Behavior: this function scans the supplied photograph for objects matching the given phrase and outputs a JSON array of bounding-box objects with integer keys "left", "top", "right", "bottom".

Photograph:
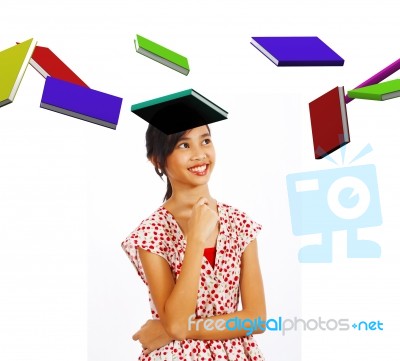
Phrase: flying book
[
  {"left": 345, "top": 58, "right": 400, "bottom": 103},
  {"left": 40, "top": 77, "right": 122, "bottom": 129},
  {"left": 251, "top": 36, "right": 344, "bottom": 66},
  {"left": 134, "top": 34, "right": 190, "bottom": 75},
  {"left": 28, "top": 44, "right": 88, "bottom": 87},
  {"left": 309, "top": 86, "right": 350, "bottom": 159},
  {"left": 131, "top": 89, "right": 228, "bottom": 134},
  {"left": 310, "top": 58, "right": 400, "bottom": 159},
  {"left": 347, "top": 79, "right": 400, "bottom": 101},
  {"left": 0, "top": 38, "right": 36, "bottom": 108}
]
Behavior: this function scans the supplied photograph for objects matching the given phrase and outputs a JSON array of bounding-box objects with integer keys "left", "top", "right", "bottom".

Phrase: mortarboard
[{"left": 131, "top": 89, "right": 228, "bottom": 134}]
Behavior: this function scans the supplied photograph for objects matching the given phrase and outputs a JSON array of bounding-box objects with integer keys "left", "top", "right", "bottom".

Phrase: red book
[
  {"left": 309, "top": 86, "right": 350, "bottom": 159},
  {"left": 29, "top": 45, "right": 88, "bottom": 87}
]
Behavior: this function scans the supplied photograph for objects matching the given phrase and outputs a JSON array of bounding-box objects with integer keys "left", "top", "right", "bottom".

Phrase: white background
[{"left": 1, "top": 0, "right": 399, "bottom": 360}]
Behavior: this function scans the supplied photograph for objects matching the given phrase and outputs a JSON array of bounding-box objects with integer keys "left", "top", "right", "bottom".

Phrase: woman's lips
[{"left": 188, "top": 164, "right": 209, "bottom": 176}]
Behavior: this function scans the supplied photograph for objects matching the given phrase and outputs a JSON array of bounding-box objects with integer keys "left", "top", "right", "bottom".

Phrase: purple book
[
  {"left": 251, "top": 36, "right": 344, "bottom": 66},
  {"left": 345, "top": 58, "right": 400, "bottom": 103},
  {"left": 40, "top": 77, "right": 122, "bottom": 129}
]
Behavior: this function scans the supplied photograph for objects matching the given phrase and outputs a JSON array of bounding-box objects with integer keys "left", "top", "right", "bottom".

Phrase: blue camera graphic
[{"left": 286, "top": 164, "right": 382, "bottom": 263}]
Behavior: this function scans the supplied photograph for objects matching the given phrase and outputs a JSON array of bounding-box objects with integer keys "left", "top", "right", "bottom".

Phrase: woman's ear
[{"left": 149, "top": 156, "right": 164, "bottom": 177}]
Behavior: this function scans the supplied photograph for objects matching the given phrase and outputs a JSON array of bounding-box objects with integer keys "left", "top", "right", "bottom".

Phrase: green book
[
  {"left": 347, "top": 79, "right": 400, "bottom": 101},
  {"left": 134, "top": 34, "right": 190, "bottom": 75},
  {"left": 131, "top": 89, "right": 228, "bottom": 134},
  {"left": 0, "top": 38, "right": 37, "bottom": 107}
]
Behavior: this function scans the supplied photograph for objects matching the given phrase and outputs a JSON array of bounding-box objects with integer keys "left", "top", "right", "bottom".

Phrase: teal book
[
  {"left": 347, "top": 79, "right": 400, "bottom": 101},
  {"left": 134, "top": 34, "right": 190, "bottom": 75},
  {"left": 131, "top": 89, "right": 228, "bottom": 134}
]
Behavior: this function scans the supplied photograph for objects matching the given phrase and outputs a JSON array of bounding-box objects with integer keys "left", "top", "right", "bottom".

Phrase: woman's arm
[
  {"left": 138, "top": 240, "right": 204, "bottom": 340},
  {"left": 138, "top": 198, "right": 219, "bottom": 340},
  {"left": 138, "top": 237, "right": 266, "bottom": 342},
  {"left": 183, "top": 238, "right": 266, "bottom": 339}
]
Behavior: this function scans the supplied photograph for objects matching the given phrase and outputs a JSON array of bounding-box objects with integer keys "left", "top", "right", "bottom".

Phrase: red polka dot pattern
[{"left": 121, "top": 202, "right": 264, "bottom": 360}]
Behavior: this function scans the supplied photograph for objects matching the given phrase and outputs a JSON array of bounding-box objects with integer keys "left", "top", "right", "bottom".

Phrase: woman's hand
[
  {"left": 132, "top": 319, "right": 174, "bottom": 355},
  {"left": 186, "top": 197, "right": 219, "bottom": 245}
]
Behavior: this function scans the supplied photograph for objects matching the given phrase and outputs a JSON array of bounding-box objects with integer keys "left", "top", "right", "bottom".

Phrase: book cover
[
  {"left": 251, "top": 36, "right": 344, "bottom": 66},
  {"left": 40, "top": 77, "right": 122, "bottom": 129},
  {"left": 0, "top": 38, "right": 37, "bottom": 108},
  {"left": 135, "top": 34, "right": 190, "bottom": 75},
  {"left": 131, "top": 89, "right": 228, "bottom": 134},
  {"left": 309, "top": 86, "right": 350, "bottom": 159},
  {"left": 347, "top": 79, "right": 400, "bottom": 101},
  {"left": 28, "top": 45, "right": 88, "bottom": 87},
  {"left": 345, "top": 58, "right": 400, "bottom": 103}
]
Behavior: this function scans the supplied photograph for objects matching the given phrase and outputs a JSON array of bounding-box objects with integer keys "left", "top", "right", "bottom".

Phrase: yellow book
[{"left": 0, "top": 38, "right": 37, "bottom": 107}]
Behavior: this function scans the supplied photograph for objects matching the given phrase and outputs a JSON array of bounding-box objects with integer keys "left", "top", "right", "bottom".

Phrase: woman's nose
[{"left": 191, "top": 153, "right": 206, "bottom": 161}]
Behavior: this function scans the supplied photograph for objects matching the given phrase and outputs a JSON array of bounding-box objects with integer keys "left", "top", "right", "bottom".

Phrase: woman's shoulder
[
  {"left": 121, "top": 206, "right": 172, "bottom": 283},
  {"left": 218, "top": 201, "right": 250, "bottom": 218},
  {"left": 137, "top": 205, "right": 166, "bottom": 225},
  {"left": 131, "top": 206, "right": 173, "bottom": 233},
  {"left": 218, "top": 202, "right": 262, "bottom": 253},
  {"left": 218, "top": 201, "right": 262, "bottom": 230},
  {"left": 122, "top": 206, "right": 174, "bottom": 246}
]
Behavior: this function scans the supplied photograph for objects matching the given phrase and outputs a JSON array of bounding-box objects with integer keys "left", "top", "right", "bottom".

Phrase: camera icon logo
[{"left": 286, "top": 160, "right": 382, "bottom": 263}]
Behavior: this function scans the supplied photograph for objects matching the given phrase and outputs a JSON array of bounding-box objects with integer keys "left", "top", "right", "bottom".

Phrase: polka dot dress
[{"left": 122, "top": 202, "right": 265, "bottom": 360}]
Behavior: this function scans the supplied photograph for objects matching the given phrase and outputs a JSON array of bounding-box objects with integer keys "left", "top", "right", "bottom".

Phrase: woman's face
[{"left": 164, "top": 125, "right": 215, "bottom": 189}]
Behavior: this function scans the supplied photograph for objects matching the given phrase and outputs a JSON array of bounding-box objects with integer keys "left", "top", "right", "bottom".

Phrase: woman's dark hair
[{"left": 146, "top": 123, "right": 211, "bottom": 202}]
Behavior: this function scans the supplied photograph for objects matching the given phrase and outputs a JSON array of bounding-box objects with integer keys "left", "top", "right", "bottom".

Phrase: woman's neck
[{"left": 163, "top": 186, "right": 216, "bottom": 215}]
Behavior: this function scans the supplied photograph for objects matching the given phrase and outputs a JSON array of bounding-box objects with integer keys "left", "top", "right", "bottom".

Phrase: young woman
[{"left": 122, "top": 123, "right": 266, "bottom": 360}]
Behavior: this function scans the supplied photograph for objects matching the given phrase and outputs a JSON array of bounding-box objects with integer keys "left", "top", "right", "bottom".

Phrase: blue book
[
  {"left": 40, "top": 77, "right": 122, "bottom": 129},
  {"left": 251, "top": 36, "right": 344, "bottom": 66}
]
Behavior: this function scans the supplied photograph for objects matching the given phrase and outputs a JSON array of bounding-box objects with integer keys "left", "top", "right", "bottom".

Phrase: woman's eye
[
  {"left": 202, "top": 138, "right": 212, "bottom": 145},
  {"left": 178, "top": 143, "right": 189, "bottom": 149}
]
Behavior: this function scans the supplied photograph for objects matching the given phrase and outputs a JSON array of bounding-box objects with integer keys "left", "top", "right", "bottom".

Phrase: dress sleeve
[
  {"left": 232, "top": 208, "right": 262, "bottom": 255},
  {"left": 121, "top": 218, "right": 169, "bottom": 285}
]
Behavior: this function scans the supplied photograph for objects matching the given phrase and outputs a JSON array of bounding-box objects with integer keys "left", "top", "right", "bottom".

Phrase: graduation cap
[{"left": 131, "top": 89, "right": 228, "bottom": 134}]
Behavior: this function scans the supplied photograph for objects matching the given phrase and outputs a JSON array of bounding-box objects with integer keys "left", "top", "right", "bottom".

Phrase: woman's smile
[{"left": 188, "top": 163, "right": 209, "bottom": 176}]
